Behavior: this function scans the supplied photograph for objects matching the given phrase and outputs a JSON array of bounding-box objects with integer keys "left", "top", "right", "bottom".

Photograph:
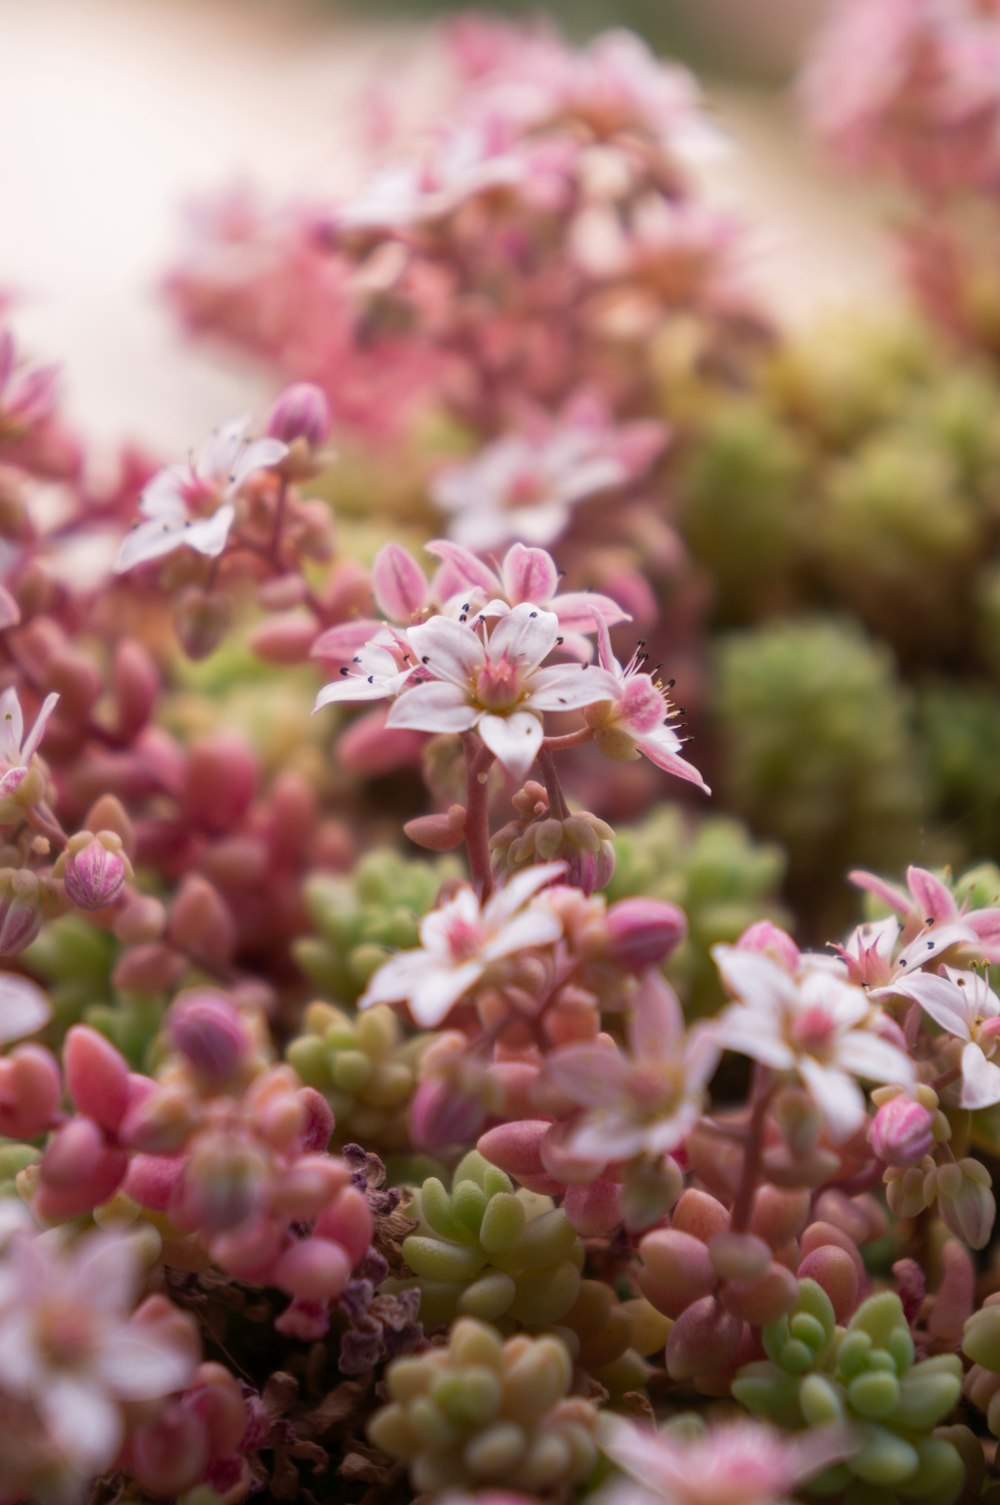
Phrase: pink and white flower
[
  {"left": 546, "top": 971, "right": 719, "bottom": 1164},
  {"left": 851, "top": 862, "right": 1000, "bottom": 962},
  {"left": 114, "top": 415, "right": 288, "bottom": 573},
  {"left": 359, "top": 862, "right": 565, "bottom": 1027},
  {"left": 431, "top": 429, "right": 630, "bottom": 551},
  {"left": 713, "top": 944, "right": 914, "bottom": 1141},
  {"left": 388, "top": 603, "right": 619, "bottom": 780},
  {"left": 0, "top": 1224, "right": 199, "bottom": 1476},
  {"left": 875, "top": 966, "right": 1000, "bottom": 1109},
  {"left": 598, "top": 1414, "right": 854, "bottom": 1505},
  {"left": 584, "top": 614, "right": 709, "bottom": 792}
]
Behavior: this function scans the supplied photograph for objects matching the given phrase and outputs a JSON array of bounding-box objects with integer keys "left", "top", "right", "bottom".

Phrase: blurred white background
[{"left": 0, "top": 0, "right": 895, "bottom": 455}]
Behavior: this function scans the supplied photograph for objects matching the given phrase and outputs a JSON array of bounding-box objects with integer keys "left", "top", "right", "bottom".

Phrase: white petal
[
  {"left": 959, "top": 1043, "right": 1000, "bottom": 1110},
  {"left": 636, "top": 727, "right": 710, "bottom": 791},
  {"left": 314, "top": 675, "right": 394, "bottom": 709},
  {"left": 20, "top": 692, "right": 59, "bottom": 765},
  {"left": 40, "top": 1375, "right": 122, "bottom": 1473},
  {"left": 885, "top": 972, "right": 972, "bottom": 1041},
  {"left": 94, "top": 1325, "right": 195, "bottom": 1399},
  {"left": 484, "top": 862, "right": 566, "bottom": 925},
  {"left": 528, "top": 663, "right": 620, "bottom": 711},
  {"left": 68, "top": 1231, "right": 141, "bottom": 1314},
  {"left": 386, "top": 680, "right": 479, "bottom": 733},
  {"left": 229, "top": 436, "right": 288, "bottom": 491},
  {"left": 798, "top": 1058, "right": 866, "bottom": 1143},
  {"left": 717, "top": 1005, "right": 796, "bottom": 1069},
  {"left": 713, "top": 945, "right": 798, "bottom": 1018},
  {"left": 0, "top": 687, "right": 24, "bottom": 765},
  {"left": 406, "top": 615, "right": 484, "bottom": 686},
  {"left": 138, "top": 465, "right": 190, "bottom": 518},
  {"left": 488, "top": 603, "right": 560, "bottom": 668},
  {"left": 113, "top": 517, "right": 187, "bottom": 573},
  {"left": 409, "top": 960, "right": 485, "bottom": 1027},
  {"left": 197, "top": 414, "right": 251, "bottom": 481},
  {"left": 181, "top": 504, "right": 236, "bottom": 559},
  {"left": 481, "top": 906, "right": 562, "bottom": 961},
  {"left": 478, "top": 710, "right": 543, "bottom": 781},
  {"left": 834, "top": 1031, "right": 914, "bottom": 1086}
]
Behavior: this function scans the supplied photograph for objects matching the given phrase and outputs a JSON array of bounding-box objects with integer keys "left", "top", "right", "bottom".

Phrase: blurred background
[{"left": 0, "top": 0, "right": 892, "bottom": 453}]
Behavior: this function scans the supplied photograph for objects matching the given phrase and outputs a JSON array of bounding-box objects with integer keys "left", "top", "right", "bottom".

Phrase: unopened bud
[
  {"left": 266, "top": 383, "right": 332, "bottom": 449},
  {"left": 737, "top": 921, "right": 800, "bottom": 972},
  {"left": 938, "top": 1158, "right": 996, "bottom": 1250},
  {"left": 404, "top": 804, "right": 467, "bottom": 852},
  {"left": 168, "top": 990, "right": 252, "bottom": 1084},
  {"left": 869, "top": 1094, "right": 935, "bottom": 1167},
  {"left": 607, "top": 897, "right": 687, "bottom": 971},
  {"left": 410, "top": 1073, "right": 487, "bottom": 1153},
  {"left": 59, "top": 830, "right": 132, "bottom": 910},
  {"left": 0, "top": 868, "right": 43, "bottom": 955},
  {"left": 175, "top": 587, "right": 230, "bottom": 661}
]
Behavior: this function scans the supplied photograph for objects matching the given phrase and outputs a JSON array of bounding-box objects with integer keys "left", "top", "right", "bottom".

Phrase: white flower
[
  {"left": 114, "top": 415, "right": 287, "bottom": 573},
  {"left": 313, "top": 636, "right": 418, "bottom": 711},
  {"left": 389, "top": 602, "right": 620, "bottom": 780},
  {"left": 0, "top": 686, "right": 59, "bottom": 786},
  {"left": 431, "top": 429, "right": 628, "bottom": 551},
  {"left": 879, "top": 966, "right": 1000, "bottom": 1110},
  {"left": 713, "top": 944, "right": 914, "bottom": 1142},
  {"left": 359, "top": 862, "right": 565, "bottom": 1027},
  {"left": 0, "top": 1226, "right": 198, "bottom": 1476}
]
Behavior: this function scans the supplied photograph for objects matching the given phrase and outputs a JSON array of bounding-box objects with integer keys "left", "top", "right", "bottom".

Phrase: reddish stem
[
  {"left": 463, "top": 734, "right": 495, "bottom": 900},
  {"left": 729, "top": 1065, "right": 773, "bottom": 1232}
]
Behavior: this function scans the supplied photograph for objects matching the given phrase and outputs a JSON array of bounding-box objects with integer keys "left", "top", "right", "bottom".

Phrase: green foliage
[
  {"left": 384, "top": 1151, "right": 584, "bottom": 1332},
  {"left": 735, "top": 1285, "right": 965, "bottom": 1505}
]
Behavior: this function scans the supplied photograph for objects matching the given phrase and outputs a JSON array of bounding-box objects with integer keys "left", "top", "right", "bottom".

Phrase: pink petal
[
  {"left": 906, "top": 865, "right": 957, "bottom": 923},
  {"left": 547, "top": 1042, "right": 632, "bottom": 1107},
  {"left": 485, "top": 862, "right": 565, "bottom": 924},
  {"left": 551, "top": 590, "right": 630, "bottom": 634},
  {"left": 229, "top": 436, "right": 288, "bottom": 490},
  {"left": 884, "top": 972, "right": 972, "bottom": 1040},
  {"left": 501, "top": 543, "right": 559, "bottom": 604},
  {"left": 41, "top": 1375, "right": 122, "bottom": 1473},
  {"left": 478, "top": 710, "right": 543, "bottom": 780},
  {"left": 834, "top": 1032, "right": 914, "bottom": 1086},
  {"left": 94, "top": 1325, "right": 196, "bottom": 1399},
  {"left": 636, "top": 728, "right": 710, "bottom": 792},
  {"left": 848, "top": 869, "right": 909, "bottom": 916},
  {"left": 371, "top": 542, "right": 429, "bottom": 621},
  {"left": 0, "top": 687, "right": 24, "bottom": 764},
  {"left": 20, "top": 692, "right": 59, "bottom": 765},
  {"left": 425, "top": 539, "right": 497, "bottom": 593},
  {"left": 628, "top": 970, "right": 682, "bottom": 1058},
  {"left": 480, "top": 906, "right": 562, "bottom": 961},
  {"left": 385, "top": 680, "right": 479, "bottom": 732}
]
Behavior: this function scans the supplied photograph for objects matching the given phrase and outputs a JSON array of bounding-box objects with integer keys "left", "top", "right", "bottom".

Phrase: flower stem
[
  {"left": 729, "top": 1065, "right": 773, "bottom": 1232},
  {"left": 538, "top": 746, "right": 569, "bottom": 822},
  {"left": 463, "top": 734, "right": 494, "bottom": 900}
]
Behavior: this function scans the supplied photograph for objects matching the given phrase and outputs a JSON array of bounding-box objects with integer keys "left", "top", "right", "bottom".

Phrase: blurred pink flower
[
  {"left": 0, "top": 1225, "right": 199, "bottom": 1477},
  {"left": 876, "top": 965, "right": 1000, "bottom": 1109},
  {"left": 114, "top": 415, "right": 287, "bottom": 573}
]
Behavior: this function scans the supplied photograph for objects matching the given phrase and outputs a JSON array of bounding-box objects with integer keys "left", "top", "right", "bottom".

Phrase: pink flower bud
[
  {"left": 737, "top": 920, "right": 800, "bottom": 972},
  {"left": 168, "top": 990, "right": 252, "bottom": 1083},
  {"left": 0, "top": 868, "right": 43, "bottom": 955},
  {"left": 266, "top": 383, "right": 331, "bottom": 448},
  {"left": 64, "top": 1026, "right": 130, "bottom": 1132},
  {"left": 606, "top": 897, "right": 687, "bottom": 970},
  {"left": 870, "top": 1095, "right": 935, "bottom": 1167},
  {"left": 62, "top": 831, "right": 131, "bottom": 910}
]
